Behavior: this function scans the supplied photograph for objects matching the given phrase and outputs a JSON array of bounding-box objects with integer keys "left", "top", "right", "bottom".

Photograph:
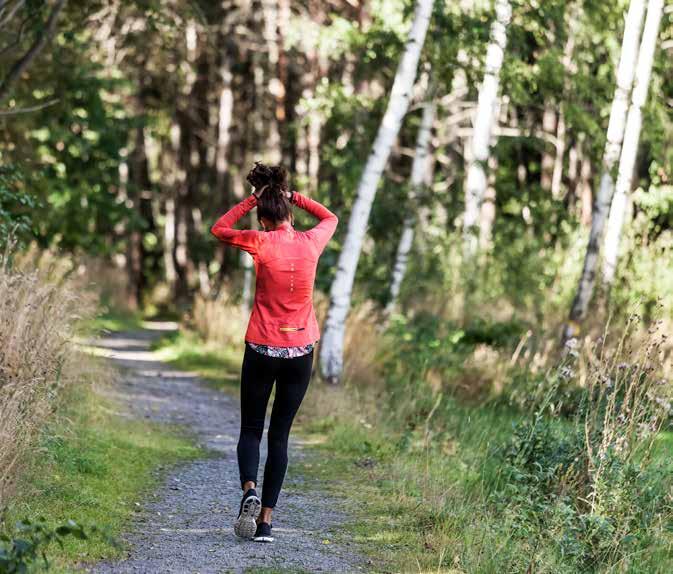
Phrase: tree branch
[
  {"left": 0, "top": 97, "right": 58, "bottom": 116},
  {"left": 0, "top": 0, "right": 67, "bottom": 103}
]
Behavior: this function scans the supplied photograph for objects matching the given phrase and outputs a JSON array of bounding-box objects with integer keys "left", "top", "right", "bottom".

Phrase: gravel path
[{"left": 89, "top": 323, "right": 363, "bottom": 574}]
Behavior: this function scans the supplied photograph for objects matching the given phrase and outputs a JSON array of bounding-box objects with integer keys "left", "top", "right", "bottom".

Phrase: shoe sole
[
  {"left": 253, "top": 535, "right": 274, "bottom": 543},
  {"left": 233, "top": 495, "right": 261, "bottom": 539}
]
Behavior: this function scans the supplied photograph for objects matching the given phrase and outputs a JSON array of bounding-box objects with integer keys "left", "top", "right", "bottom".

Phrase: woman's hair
[{"left": 246, "top": 162, "right": 292, "bottom": 226}]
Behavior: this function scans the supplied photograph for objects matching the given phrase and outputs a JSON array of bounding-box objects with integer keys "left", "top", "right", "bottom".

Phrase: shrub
[
  {"left": 0, "top": 251, "right": 93, "bottom": 507},
  {"left": 0, "top": 518, "right": 91, "bottom": 573},
  {"left": 495, "top": 318, "right": 673, "bottom": 571}
]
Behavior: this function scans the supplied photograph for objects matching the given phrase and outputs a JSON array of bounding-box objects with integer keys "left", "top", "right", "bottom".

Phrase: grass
[
  {"left": 293, "top": 404, "right": 518, "bottom": 573},
  {"left": 153, "top": 330, "right": 242, "bottom": 391},
  {"left": 153, "top": 327, "right": 673, "bottom": 573},
  {"left": 82, "top": 306, "right": 145, "bottom": 335},
  {"left": 152, "top": 330, "right": 524, "bottom": 571},
  {"left": 2, "top": 376, "right": 203, "bottom": 572}
]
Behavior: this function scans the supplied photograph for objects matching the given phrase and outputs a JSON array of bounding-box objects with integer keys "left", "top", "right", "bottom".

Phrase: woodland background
[{"left": 1, "top": 0, "right": 673, "bottom": 572}]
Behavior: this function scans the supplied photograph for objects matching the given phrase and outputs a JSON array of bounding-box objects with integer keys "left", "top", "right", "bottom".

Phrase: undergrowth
[
  {"left": 1, "top": 374, "right": 202, "bottom": 572},
  {"left": 161, "top": 293, "right": 673, "bottom": 573}
]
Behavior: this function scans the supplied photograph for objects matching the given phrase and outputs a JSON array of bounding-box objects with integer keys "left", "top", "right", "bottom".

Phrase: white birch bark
[
  {"left": 602, "top": 0, "right": 663, "bottom": 285},
  {"left": 261, "top": 0, "right": 283, "bottom": 164},
  {"left": 319, "top": 0, "right": 433, "bottom": 383},
  {"left": 463, "top": 0, "right": 511, "bottom": 257},
  {"left": 564, "top": 0, "right": 647, "bottom": 339},
  {"left": 241, "top": 248, "right": 254, "bottom": 317},
  {"left": 215, "top": 60, "right": 233, "bottom": 191},
  {"left": 384, "top": 99, "right": 436, "bottom": 317}
]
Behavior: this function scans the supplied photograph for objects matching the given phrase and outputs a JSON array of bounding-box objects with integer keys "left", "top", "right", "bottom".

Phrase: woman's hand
[{"left": 253, "top": 185, "right": 268, "bottom": 198}]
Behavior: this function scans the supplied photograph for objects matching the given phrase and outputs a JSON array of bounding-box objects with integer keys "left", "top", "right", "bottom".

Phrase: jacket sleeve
[
  {"left": 293, "top": 192, "right": 339, "bottom": 252},
  {"left": 210, "top": 195, "right": 263, "bottom": 255}
]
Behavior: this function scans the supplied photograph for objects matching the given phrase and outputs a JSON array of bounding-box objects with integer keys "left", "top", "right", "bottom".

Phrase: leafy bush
[
  {"left": 494, "top": 320, "right": 673, "bottom": 571},
  {"left": 0, "top": 167, "right": 37, "bottom": 248},
  {"left": 0, "top": 518, "right": 103, "bottom": 573},
  {"left": 382, "top": 312, "right": 528, "bottom": 406}
]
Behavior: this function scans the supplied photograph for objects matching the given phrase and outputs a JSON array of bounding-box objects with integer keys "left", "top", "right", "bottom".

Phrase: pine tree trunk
[
  {"left": 563, "top": 0, "right": 647, "bottom": 340},
  {"left": 462, "top": 0, "right": 511, "bottom": 257},
  {"left": 127, "top": 119, "right": 155, "bottom": 307},
  {"left": 385, "top": 98, "right": 435, "bottom": 318},
  {"left": 602, "top": 0, "right": 663, "bottom": 286},
  {"left": 540, "top": 105, "right": 556, "bottom": 192},
  {"left": 319, "top": 0, "right": 433, "bottom": 383}
]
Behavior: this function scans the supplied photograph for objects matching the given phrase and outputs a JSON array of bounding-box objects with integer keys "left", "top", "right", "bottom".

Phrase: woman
[{"left": 210, "top": 162, "right": 338, "bottom": 543}]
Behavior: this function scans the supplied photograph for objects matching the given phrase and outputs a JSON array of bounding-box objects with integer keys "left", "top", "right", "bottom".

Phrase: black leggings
[{"left": 237, "top": 344, "right": 313, "bottom": 508}]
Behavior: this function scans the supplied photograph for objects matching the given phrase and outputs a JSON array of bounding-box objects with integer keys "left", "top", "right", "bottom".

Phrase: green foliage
[
  {"left": 0, "top": 167, "right": 37, "bottom": 247},
  {"left": 0, "top": 518, "right": 97, "bottom": 574},
  {"left": 497, "top": 412, "right": 671, "bottom": 571},
  {"left": 4, "top": 383, "right": 202, "bottom": 569}
]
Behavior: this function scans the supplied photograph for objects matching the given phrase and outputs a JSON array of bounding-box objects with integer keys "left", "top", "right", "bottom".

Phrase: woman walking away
[{"left": 210, "top": 162, "right": 338, "bottom": 543}]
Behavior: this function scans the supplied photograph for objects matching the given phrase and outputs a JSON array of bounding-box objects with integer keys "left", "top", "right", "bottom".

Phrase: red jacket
[{"left": 211, "top": 192, "right": 338, "bottom": 347}]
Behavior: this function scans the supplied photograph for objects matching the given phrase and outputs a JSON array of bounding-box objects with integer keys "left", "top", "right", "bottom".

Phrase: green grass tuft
[
  {"left": 2, "top": 382, "right": 203, "bottom": 572},
  {"left": 153, "top": 331, "right": 242, "bottom": 391}
]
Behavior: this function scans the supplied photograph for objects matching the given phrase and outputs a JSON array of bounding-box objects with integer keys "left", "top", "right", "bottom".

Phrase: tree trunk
[
  {"left": 579, "top": 145, "right": 593, "bottom": 226},
  {"left": 462, "top": 0, "right": 512, "bottom": 257},
  {"left": 126, "top": 117, "right": 155, "bottom": 307},
  {"left": 602, "top": 0, "right": 663, "bottom": 286},
  {"left": 479, "top": 155, "right": 498, "bottom": 249},
  {"left": 261, "top": 0, "right": 283, "bottom": 164},
  {"left": 213, "top": 50, "right": 234, "bottom": 290},
  {"left": 540, "top": 105, "right": 556, "bottom": 192},
  {"left": 319, "top": 0, "right": 433, "bottom": 383},
  {"left": 384, "top": 98, "right": 435, "bottom": 318},
  {"left": 551, "top": 9, "right": 578, "bottom": 200},
  {"left": 563, "top": 0, "right": 647, "bottom": 340}
]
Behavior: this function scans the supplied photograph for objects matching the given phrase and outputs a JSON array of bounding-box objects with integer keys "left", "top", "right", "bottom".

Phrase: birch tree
[
  {"left": 462, "top": 0, "right": 511, "bottom": 257},
  {"left": 319, "top": 0, "right": 434, "bottom": 383},
  {"left": 563, "top": 0, "right": 647, "bottom": 340},
  {"left": 602, "top": 0, "right": 664, "bottom": 286},
  {"left": 384, "top": 98, "right": 436, "bottom": 318}
]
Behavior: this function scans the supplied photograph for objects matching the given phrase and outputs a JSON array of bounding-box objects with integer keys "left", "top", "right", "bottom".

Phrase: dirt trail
[{"left": 89, "top": 324, "right": 362, "bottom": 574}]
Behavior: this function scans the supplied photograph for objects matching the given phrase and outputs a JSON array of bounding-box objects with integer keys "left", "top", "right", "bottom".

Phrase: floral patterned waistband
[{"left": 247, "top": 342, "right": 315, "bottom": 359}]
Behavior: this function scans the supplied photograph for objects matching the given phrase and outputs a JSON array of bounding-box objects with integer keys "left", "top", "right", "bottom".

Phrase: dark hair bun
[
  {"left": 247, "top": 162, "right": 292, "bottom": 225},
  {"left": 246, "top": 162, "right": 288, "bottom": 194}
]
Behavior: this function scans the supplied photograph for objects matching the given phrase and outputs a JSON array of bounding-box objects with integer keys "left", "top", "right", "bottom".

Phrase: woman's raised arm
[
  {"left": 210, "top": 195, "right": 263, "bottom": 255},
  {"left": 292, "top": 192, "right": 338, "bottom": 252}
]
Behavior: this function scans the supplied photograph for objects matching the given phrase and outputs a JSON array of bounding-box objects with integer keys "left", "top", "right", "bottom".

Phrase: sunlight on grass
[
  {"left": 153, "top": 331, "right": 242, "bottom": 391},
  {"left": 3, "top": 383, "right": 202, "bottom": 571}
]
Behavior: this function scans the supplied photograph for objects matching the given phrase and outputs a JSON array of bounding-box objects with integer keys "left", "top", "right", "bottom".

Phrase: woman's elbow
[{"left": 210, "top": 224, "right": 222, "bottom": 240}]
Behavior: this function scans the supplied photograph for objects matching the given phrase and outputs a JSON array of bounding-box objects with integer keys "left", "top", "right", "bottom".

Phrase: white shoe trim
[{"left": 233, "top": 494, "right": 261, "bottom": 539}]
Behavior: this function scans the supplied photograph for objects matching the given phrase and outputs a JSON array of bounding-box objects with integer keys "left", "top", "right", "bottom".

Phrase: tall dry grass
[
  {"left": 0, "top": 249, "right": 94, "bottom": 507},
  {"left": 191, "top": 288, "right": 249, "bottom": 347}
]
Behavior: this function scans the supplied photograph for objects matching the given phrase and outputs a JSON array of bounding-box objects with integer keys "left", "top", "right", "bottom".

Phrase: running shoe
[
  {"left": 253, "top": 521, "right": 274, "bottom": 543},
  {"left": 233, "top": 488, "right": 261, "bottom": 539}
]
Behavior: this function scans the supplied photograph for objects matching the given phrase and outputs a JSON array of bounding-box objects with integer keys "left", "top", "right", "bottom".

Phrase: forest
[{"left": 1, "top": 0, "right": 673, "bottom": 572}]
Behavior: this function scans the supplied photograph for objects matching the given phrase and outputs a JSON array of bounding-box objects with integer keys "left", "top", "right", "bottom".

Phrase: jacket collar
[{"left": 274, "top": 221, "right": 292, "bottom": 231}]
